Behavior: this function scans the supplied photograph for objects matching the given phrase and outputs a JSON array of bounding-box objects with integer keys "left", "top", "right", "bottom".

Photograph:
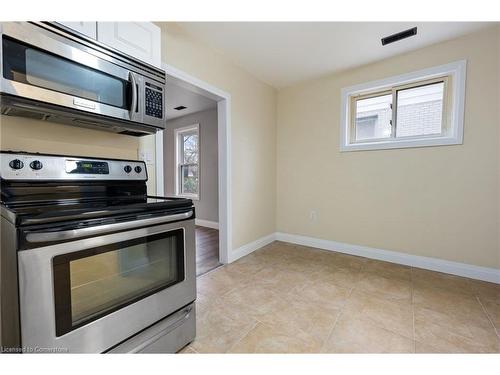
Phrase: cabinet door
[
  {"left": 97, "top": 22, "right": 161, "bottom": 68},
  {"left": 57, "top": 22, "right": 97, "bottom": 39}
]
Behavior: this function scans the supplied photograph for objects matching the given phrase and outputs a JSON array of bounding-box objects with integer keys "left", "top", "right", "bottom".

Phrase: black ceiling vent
[
  {"left": 174, "top": 105, "right": 187, "bottom": 110},
  {"left": 381, "top": 27, "right": 417, "bottom": 46}
]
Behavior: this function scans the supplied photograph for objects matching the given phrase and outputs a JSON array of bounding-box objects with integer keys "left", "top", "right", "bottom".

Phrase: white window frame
[
  {"left": 174, "top": 124, "right": 200, "bottom": 200},
  {"left": 340, "top": 60, "right": 467, "bottom": 152}
]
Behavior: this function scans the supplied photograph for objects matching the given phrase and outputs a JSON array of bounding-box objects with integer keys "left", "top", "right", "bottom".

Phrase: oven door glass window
[
  {"left": 2, "top": 36, "right": 129, "bottom": 109},
  {"left": 52, "top": 229, "right": 185, "bottom": 336}
]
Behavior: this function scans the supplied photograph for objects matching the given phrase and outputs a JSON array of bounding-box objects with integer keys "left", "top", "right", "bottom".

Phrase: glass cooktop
[{"left": 2, "top": 195, "right": 193, "bottom": 226}]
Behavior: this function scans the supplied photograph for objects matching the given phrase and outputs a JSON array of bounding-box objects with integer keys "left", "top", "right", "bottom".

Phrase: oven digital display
[{"left": 65, "top": 160, "right": 109, "bottom": 174}]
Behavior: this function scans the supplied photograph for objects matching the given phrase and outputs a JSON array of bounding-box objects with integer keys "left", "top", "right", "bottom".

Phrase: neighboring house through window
[{"left": 175, "top": 124, "right": 200, "bottom": 199}]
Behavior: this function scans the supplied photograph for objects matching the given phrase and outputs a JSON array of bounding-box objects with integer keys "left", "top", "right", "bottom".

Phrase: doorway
[{"left": 154, "top": 64, "right": 231, "bottom": 275}]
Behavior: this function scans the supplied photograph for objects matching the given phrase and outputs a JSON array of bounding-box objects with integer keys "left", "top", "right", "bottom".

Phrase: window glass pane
[
  {"left": 396, "top": 82, "right": 444, "bottom": 137},
  {"left": 68, "top": 232, "right": 183, "bottom": 327},
  {"left": 182, "top": 133, "right": 199, "bottom": 164},
  {"left": 355, "top": 94, "right": 392, "bottom": 141},
  {"left": 181, "top": 164, "right": 199, "bottom": 195}
]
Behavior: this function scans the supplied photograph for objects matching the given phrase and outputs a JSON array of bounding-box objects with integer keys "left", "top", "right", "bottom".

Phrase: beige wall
[
  {"left": 160, "top": 23, "right": 277, "bottom": 250},
  {"left": 0, "top": 114, "right": 157, "bottom": 196},
  {"left": 277, "top": 26, "right": 500, "bottom": 269},
  {"left": 138, "top": 134, "right": 157, "bottom": 196},
  {"left": 0, "top": 117, "right": 139, "bottom": 160},
  {"left": 497, "top": 26, "right": 500, "bottom": 263}
]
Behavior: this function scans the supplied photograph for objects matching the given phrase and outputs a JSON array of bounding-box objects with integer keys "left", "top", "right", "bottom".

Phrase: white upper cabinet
[
  {"left": 57, "top": 22, "right": 97, "bottom": 39},
  {"left": 54, "top": 22, "right": 162, "bottom": 68},
  {"left": 97, "top": 22, "right": 161, "bottom": 68}
]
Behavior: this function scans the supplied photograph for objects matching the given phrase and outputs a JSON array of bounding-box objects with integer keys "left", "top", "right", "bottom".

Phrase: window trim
[
  {"left": 174, "top": 124, "right": 200, "bottom": 200},
  {"left": 340, "top": 60, "right": 466, "bottom": 152}
]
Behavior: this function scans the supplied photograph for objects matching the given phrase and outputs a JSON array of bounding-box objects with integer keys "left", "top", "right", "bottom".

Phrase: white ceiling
[
  {"left": 166, "top": 77, "right": 217, "bottom": 120},
  {"left": 174, "top": 22, "right": 493, "bottom": 88}
]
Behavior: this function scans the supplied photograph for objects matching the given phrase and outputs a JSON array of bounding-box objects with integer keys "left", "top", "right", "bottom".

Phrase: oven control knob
[
  {"left": 124, "top": 165, "right": 132, "bottom": 173},
  {"left": 134, "top": 166, "right": 142, "bottom": 173},
  {"left": 9, "top": 159, "right": 24, "bottom": 170},
  {"left": 29, "top": 160, "right": 43, "bottom": 170}
]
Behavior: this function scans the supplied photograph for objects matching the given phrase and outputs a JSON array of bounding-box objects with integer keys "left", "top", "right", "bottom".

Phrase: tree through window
[{"left": 176, "top": 125, "right": 199, "bottom": 197}]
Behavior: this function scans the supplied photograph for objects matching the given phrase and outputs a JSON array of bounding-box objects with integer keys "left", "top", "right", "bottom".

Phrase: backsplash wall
[{"left": 0, "top": 116, "right": 139, "bottom": 160}]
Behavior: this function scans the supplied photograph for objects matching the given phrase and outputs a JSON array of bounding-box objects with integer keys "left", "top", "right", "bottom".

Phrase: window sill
[{"left": 340, "top": 135, "right": 463, "bottom": 152}]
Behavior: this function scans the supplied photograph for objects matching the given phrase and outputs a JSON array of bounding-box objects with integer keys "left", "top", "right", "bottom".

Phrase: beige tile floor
[{"left": 179, "top": 241, "right": 500, "bottom": 353}]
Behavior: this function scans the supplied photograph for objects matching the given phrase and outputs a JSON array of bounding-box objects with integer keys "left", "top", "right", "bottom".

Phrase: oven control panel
[
  {"left": 65, "top": 160, "right": 110, "bottom": 175},
  {"left": 0, "top": 152, "right": 148, "bottom": 181}
]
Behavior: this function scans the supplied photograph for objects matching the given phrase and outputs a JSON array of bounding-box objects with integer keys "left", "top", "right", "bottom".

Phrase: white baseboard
[
  {"left": 224, "top": 230, "right": 499, "bottom": 283},
  {"left": 195, "top": 219, "right": 219, "bottom": 230},
  {"left": 228, "top": 233, "right": 277, "bottom": 263},
  {"left": 275, "top": 232, "right": 500, "bottom": 284}
]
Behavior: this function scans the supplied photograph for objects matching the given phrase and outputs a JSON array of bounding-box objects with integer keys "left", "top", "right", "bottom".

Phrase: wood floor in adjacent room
[
  {"left": 181, "top": 241, "right": 500, "bottom": 353},
  {"left": 195, "top": 226, "right": 221, "bottom": 276}
]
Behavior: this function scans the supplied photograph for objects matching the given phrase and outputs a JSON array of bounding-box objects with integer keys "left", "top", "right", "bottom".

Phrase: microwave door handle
[
  {"left": 25, "top": 211, "right": 193, "bottom": 243},
  {"left": 129, "top": 72, "right": 138, "bottom": 117}
]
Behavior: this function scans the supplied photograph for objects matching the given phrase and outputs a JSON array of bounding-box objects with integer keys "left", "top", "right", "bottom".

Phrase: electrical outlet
[{"left": 309, "top": 210, "right": 318, "bottom": 222}]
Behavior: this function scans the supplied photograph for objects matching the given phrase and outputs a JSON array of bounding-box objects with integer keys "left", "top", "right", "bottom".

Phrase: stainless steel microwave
[{"left": 0, "top": 22, "right": 166, "bottom": 136}]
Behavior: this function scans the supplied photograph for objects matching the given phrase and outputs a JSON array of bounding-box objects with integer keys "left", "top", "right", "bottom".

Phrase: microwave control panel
[{"left": 145, "top": 83, "right": 163, "bottom": 119}]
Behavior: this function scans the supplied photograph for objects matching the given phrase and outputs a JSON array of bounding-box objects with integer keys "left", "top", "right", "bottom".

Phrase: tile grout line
[
  {"left": 196, "top": 263, "right": 223, "bottom": 278},
  {"left": 475, "top": 295, "right": 500, "bottom": 339},
  {"left": 225, "top": 320, "right": 261, "bottom": 353},
  {"left": 320, "top": 305, "right": 344, "bottom": 353},
  {"left": 320, "top": 283, "right": 356, "bottom": 353},
  {"left": 196, "top": 264, "right": 224, "bottom": 279}
]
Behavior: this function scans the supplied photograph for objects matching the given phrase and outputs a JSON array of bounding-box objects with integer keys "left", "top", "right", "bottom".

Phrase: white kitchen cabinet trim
[
  {"left": 57, "top": 22, "right": 97, "bottom": 39},
  {"left": 97, "top": 22, "right": 161, "bottom": 68}
]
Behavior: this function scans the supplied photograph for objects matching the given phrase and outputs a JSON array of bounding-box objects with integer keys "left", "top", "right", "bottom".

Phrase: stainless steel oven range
[{"left": 0, "top": 151, "right": 196, "bottom": 353}]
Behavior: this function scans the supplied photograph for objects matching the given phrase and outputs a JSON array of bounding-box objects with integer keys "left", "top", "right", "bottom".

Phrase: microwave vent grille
[
  {"left": 1, "top": 94, "right": 157, "bottom": 137},
  {"left": 2, "top": 106, "right": 47, "bottom": 120}
]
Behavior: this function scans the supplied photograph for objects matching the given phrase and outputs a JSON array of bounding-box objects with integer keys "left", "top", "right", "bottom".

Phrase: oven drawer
[
  {"left": 107, "top": 303, "right": 195, "bottom": 353},
  {"left": 18, "top": 217, "right": 196, "bottom": 353}
]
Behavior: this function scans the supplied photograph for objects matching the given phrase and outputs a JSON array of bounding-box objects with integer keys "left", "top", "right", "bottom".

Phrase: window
[
  {"left": 340, "top": 60, "right": 466, "bottom": 151},
  {"left": 175, "top": 124, "right": 200, "bottom": 199}
]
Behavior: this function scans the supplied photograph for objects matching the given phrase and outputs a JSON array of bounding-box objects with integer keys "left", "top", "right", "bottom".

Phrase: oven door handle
[{"left": 25, "top": 211, "right": 193, "bottom": 243}]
